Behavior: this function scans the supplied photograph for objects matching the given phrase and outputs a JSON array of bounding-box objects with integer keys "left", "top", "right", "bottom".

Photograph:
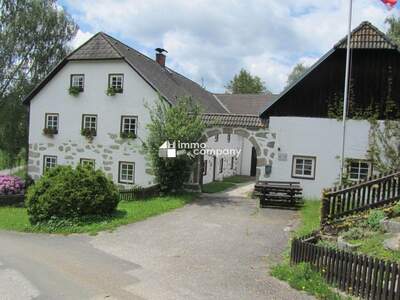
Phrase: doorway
[{"left": 250, "top": 147, "right": 257, "bottom": 177}]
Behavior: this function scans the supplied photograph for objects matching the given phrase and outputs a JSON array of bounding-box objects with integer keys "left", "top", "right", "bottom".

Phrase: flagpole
[{"left": 339, "top": 0, "right": 353, "bottom": 183}]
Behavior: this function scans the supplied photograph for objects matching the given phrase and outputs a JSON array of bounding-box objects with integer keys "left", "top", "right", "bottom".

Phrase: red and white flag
[{"left": 381, "top": 0, "right": 397, "bottom": 9}]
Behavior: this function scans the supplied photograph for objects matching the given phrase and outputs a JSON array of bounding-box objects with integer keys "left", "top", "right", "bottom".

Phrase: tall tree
[
  {"left": 145, "top": 97, "right": 205, "bottom": 192},
  {"left": 386, "top": 16, "right": 400, "bottom": 47},
  {"left": 0, "top": 0, "right": 78, "bottom": 167},
  {"left": 286, "top": 63, "right": 309, "bottom": 88},
  {"left": 226, "top": 69, "right": 267, "bottom": 94}
]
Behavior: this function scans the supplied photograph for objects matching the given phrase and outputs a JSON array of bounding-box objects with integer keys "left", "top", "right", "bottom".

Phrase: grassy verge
[
  {"left": 271, "top": 200, "right": 349, "bottom": 300},
  {"left": 271, "top": 263, "right": 348, "bottom": 300},
  {"left": 294, "top": 200, "right": 321, "bottom": 237},
  {"left": 202, "top": 175, "right": 253, "bottom": 193},
  {"left": 0, "top": 193, "right": 195, "bottom": 235}
]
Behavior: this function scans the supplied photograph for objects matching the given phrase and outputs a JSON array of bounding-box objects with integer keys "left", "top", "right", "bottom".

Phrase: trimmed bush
[
  {"left": 0, "top": 175, "right": 24, "bottom": 195},
  {"left": 25, "top": 165, "right": 119, "bottom": 224}
]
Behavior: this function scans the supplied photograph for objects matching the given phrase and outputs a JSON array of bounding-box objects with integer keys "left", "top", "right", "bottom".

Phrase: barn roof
[{"left": 259, "top": 21, "right": 399, "bottom": 117}]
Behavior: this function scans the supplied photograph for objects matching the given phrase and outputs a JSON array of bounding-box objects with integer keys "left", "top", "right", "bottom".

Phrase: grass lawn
[
  {"left": 0, "top": 193, "right": 195, "bottom": 235},
  {"left": 202, "top": 175, "right": 254, "bottom": 193},
  {"left": 349, "top": 233, "right": 400, "bottom": 262}
]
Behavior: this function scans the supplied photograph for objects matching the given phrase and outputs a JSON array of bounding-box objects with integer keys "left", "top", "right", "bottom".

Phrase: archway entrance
[{"left": 190, "top": 114, "right": 277, "bottom": 189}]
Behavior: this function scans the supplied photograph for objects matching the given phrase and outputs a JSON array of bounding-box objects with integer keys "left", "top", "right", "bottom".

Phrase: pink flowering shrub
[{"left": 0, "top": 175, "right": 25, "bottom": 195}]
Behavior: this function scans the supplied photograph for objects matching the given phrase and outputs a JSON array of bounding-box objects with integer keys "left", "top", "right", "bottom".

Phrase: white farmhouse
[{"left": 24, "top": 32, "right": 260, "bottom": 188}]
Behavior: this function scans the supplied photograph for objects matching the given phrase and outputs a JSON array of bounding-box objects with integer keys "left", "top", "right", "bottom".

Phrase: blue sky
[{"left": 58, "top": 0, "right": 398, "bottom": 93}]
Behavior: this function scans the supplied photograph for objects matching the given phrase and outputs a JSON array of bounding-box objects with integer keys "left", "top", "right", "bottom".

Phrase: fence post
[{"left": 321, "top": 189, "right": 330, "bottom": 226}]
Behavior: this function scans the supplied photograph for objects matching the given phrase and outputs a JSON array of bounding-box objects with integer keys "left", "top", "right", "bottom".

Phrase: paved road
[{"left": 0, "top": 184, "right": 314, "bottom": 300}]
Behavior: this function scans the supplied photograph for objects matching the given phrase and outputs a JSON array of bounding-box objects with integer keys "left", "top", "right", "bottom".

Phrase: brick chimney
[{"left": 155, "top": 48, "right": 168, "bottom": 67}]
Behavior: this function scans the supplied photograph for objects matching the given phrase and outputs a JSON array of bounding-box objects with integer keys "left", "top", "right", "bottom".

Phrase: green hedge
[{"left": 25, "top": 165, "right": 119, "bottom": 223}]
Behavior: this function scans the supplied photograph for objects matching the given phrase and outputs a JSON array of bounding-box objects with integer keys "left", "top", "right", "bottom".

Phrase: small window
[
  {"left": 120, "top": 116, "right": 137, "bottom": 135},
  {"left": 219, "top": 158, "right": 224, "bottom": 173},
  {"left": 227, "top": 134, "right": 231, "bottom": 143},
  {"left": 43, "top": 155, "right": 57, "bottom": 173},
  {"left": 292, "top": 155, "right": 316, "bottom": 180},
  {"left": 82, "top": 114, "right": 97, "bottom": 135},
  {"left": 80, "top": 158, "right": 95, "bottom": 169},
  {"left": 203, "top": 160, "right": 208, "bottom": 176},
  {"left": 119, "top": 161, "right": 135, "bottom": 184},
  {"left": 70, "top": 74, "right": 84, "bottom": 91},
  {"left": 347, "top": 159, "right": 372, "bottom": 181},
  {"left": 109, "top": 74, "right": 124, "bottom": 92},
  {"left": 45, "top": 113, "right": 59, "bottom": 132},
  {"left": 231, "top": 157, "right": 234, "bottom": 169},
  {"left": 215, "top": 134, "right": 219, "bottom": 142}
]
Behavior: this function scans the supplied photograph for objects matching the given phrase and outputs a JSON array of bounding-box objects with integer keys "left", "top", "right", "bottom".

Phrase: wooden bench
[{"left": 254, "top": 181, "right": 303, "bottom": 208}]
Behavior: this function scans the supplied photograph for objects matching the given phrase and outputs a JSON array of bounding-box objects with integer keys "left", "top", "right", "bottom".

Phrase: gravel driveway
[{"left": 0, "top": 183, "right": 314, "bottom": 300}]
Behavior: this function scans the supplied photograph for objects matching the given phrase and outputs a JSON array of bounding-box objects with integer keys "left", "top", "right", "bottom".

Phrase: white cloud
[
  {"left": 65, "top": 0, "right": 398, "bottom": 93},
  {"left": 70, "top": 29, "right": 94, "bottom": 49}
]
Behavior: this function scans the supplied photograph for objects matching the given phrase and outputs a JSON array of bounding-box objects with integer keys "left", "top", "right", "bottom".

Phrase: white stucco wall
[
  {"left": 28, "top": 60, "right": 160, "bottom": 188},
  {"left": 202, "top": 134, "right": 254, "bottom": 184},
  {"left": 268, "top": 117, "right": 372, "bottom": 198},
  {"left": 239, "top": 139, "right": 253, "bottom": 176}
]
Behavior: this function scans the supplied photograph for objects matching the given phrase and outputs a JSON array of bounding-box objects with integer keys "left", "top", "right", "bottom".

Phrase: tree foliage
[
  {"left": 226, "top": 69, "right": 267, "bottom": 94},
  {"left": 0, "top": 0, "right": 78, "bottom": 166},
  {"left": 145, "top": 97, "right": 205, "bottom": 192},
  {"left": 286, "top": 63, "right": 309, "bottom": 88},
  {"left": 386, "top": 16, "right": 400, "bottom": 47}
]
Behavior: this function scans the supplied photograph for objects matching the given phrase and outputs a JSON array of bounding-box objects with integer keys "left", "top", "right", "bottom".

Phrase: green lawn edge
[
  {"left": 270, "top": 200, "right": 351, "bottom": 300},
  {"left": 0, "top": 193, "right": 196, "bottom": 235}
]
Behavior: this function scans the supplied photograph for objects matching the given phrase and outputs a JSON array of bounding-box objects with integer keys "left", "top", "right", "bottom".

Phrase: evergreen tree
[{"left": 226, "top": 69, "right": 267, "bottom": 94}]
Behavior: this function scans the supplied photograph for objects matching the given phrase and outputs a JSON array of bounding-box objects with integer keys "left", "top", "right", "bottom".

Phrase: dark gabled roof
[
  {"left": 335, "top": 21, "right": 398, "bottom": 50},
  {"left": 259, "top": 21, "right": 399, "bottom": 117},
  {"left": 201, "top": 113, "right": 266, "bottom": 128},
  {"left": 24, "top": 32, "right": 228, "bottom": 114},
  {"left": 214, "top": 93, "right": 277, "bottom": 115}
]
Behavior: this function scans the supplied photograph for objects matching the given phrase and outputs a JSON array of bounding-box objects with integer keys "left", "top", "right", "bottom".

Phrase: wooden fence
[
  {"left": 291, "top": 234, "right": 400, "bottom": 300},
  {"left": 119, "top": 185, "right": 160, "bottom": 201},
  {"left": 321, "top": 171, "right": 400, "bottom": 225}
]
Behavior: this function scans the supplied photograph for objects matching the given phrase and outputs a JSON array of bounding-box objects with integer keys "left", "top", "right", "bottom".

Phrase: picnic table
[{"left": 254, "top": 181, "right": 303, "bottom": 208}]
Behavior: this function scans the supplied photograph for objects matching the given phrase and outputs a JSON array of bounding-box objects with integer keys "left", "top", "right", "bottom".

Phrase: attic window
[
  {"left": 108, "top": 74, "right": 124, "bottom": 93},
  {"left": 71, "top": 74, "right": 84, "bottom": 91}
]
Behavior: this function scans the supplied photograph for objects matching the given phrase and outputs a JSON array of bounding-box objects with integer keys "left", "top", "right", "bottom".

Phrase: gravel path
[{"left": 0, "top": 183, "right": 314, "bottom": 299}]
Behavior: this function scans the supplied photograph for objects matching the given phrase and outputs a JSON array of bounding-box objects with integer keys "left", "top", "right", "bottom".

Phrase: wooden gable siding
[{"left": 266, "top": 49, "right": 400, "bottom": 118}]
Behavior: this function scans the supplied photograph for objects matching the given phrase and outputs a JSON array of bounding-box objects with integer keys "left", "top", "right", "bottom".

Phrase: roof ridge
[
  {"left": 334, "top": 20, "right": 398, "bottom": 50},
  {"left": 202, "top": 112, "right": 261, "bottom": 117}
]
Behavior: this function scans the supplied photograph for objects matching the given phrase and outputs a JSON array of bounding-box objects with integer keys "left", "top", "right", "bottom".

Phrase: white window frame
[
  {"left": 121, "top": 116, "right": 138, "bottom": 135},
  {"left": 71, "top": 74, "right": 84, "bottom": 91},
  {"left": 291, "top": 155, "right": 316, "bottom": 180},
  {"left": 119, "top": 162, "right": 135, "bottom": 184},
  {"left": 109, "top": 74, "right": 124, "bottom": 92},
  {"left": 347, "top": 159, "right": 372, "bottom": 181},
  {"left": 80, "top": 158, "right": 95, "bottom": 168},
  {"left": 82, "top": 114, "right": 97, "bottom": 134},
  {"left": 45, "top": 113, "right": 59, "bottom": 131},
  {"left": 43, "top": 155, "right": 57, "bottom": 173}
]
